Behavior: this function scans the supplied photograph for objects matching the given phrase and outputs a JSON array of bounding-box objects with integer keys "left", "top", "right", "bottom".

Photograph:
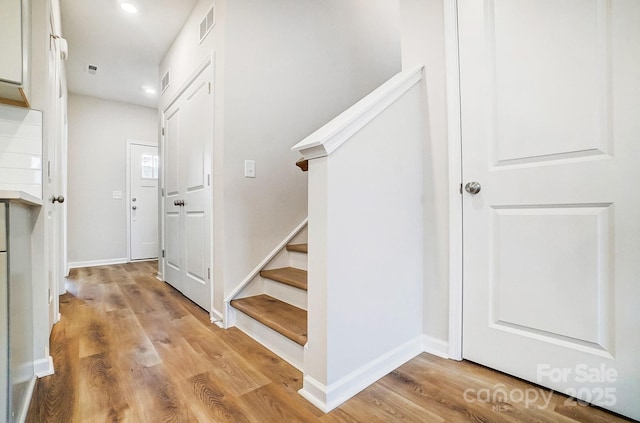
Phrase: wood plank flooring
[{"left": 27, "top": 261, "right": 634, "bottom": 422}]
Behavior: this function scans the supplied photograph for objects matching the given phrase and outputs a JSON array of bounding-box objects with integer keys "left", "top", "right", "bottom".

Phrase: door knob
[
  {"left": 132, "top": 198, "right": 137, "bottom": 202},
  {"left": 174, "top": 200, "right": 180, "bottom": 206},
  {"left": 132, "top": 206, "right": 137, "bottom": 210},
  {"left": 464, "top": 182, "right": 481, "bottom": 195},
  {"left": 51, "top": 195, "right": 65, "bottom": 204}
]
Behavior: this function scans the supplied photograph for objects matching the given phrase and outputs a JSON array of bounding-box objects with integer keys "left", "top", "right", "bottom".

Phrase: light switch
[
  {"left": 244, "top": 160, "right": 256, "bottom": 178},
  {"left": 112, "top": 190, "right": 122, "bottom": 199}
]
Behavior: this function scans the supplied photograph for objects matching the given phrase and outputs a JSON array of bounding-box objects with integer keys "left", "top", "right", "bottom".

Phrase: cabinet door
[
  {"left": 0, "top": 0, "right": 23, "bottom": 84},
  {"left": 0, "top": 252, "right": 7, "bottom": 423}
]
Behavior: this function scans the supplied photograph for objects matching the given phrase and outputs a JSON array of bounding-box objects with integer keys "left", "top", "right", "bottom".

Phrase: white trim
[
  {"left": 162, "top": 54, "right": 213, "bottom": 112},
  {"left": 34, "top": 355, "right": 55, "bottom": 378},
  {"left": 422, "top": 334, "right": 450, "bottom": 359},
  {"left": 445, "top": 0, "right": 464, "bottom": 361},
  {"left": 291, "top": 67, "right": 424, "bottom": 159},
  {"left": 125, "top": 140, "right": 158, "bottom": 262},
  {"left": 67, "top": 257, "right": 128, "bottom": 269},
  {"left": 223, "top": 218, "right": 308, "bottom": 327},
  {"left": 299, "top": 335, "right": 424, "bottom": 413},
  {"left": 16, "top": 375, "right": 36, "bottom": 423}
]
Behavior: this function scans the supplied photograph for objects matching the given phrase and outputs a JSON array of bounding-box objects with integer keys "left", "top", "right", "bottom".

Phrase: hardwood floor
[{"left": 27, "top": 262, "right": 634, "bottom": 422}]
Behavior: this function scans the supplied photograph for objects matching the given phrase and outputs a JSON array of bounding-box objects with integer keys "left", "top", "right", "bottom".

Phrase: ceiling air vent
[
  {"left": 199, "top": 4, "right": 215, "bottom": 43},
  {"left": 161, "top": 70, "right": 170, "bottom": 93},
  {"left": 86, "top": 64, "right": 98, "bottom": 75}
]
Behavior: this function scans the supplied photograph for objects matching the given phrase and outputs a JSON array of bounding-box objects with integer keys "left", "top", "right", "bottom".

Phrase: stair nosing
[
  {"left": 286, "top": 243, "right": 308, "bottom": 254},
  {"left": 231, "top": 294, "right": 307, "bottom": 346},
  {"left": 260, "top": 267, "right": 307, "bottom": 291}
]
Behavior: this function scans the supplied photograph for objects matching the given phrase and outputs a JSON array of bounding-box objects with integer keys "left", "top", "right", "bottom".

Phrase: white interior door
[
  {"left": 162, "top": 62, "right": 213, "bottom": 312},
  {"left": 45, "top": 16, "right": 62, "bottom": 328},
  {"left": 129, "top": 143, "right": 159, "bottom": 260},
  {"left": 460, "top": 0, "right": 640, "bottom": 420}
]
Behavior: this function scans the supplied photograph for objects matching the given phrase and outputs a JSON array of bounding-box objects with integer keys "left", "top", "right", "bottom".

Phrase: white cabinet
[
  {"left": 0, "top": 205, "right": 7, "bottom": 423},
  {"left": 0, "top": 198, "right": 37, "bottom": 423},
  {"left": 0, "top": 0, "right": 30, "bottom": 108}
]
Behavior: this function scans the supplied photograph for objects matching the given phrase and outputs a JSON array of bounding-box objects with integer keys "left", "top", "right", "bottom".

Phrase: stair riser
[
  {"left": 264, "top": 278, "right": 307, "bottom": 310},
  {"left": 232, "top": 308, "right": 304, "bottom": 370},
  {"left": 288, "top": 251, "right": 308, "bottom": 271}
]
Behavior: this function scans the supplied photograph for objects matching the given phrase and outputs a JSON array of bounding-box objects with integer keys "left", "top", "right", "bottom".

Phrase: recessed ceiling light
[
  {"left": 120, "top": 3, "right": 137, "bottom": 13},
  {"left": 142, "top": 86, "right": 156, "bottom": 95}
]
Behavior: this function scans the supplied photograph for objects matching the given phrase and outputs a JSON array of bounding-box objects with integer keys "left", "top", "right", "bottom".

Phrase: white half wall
[
  {"left": 299, "top": 72, "right": 426, "bottom": 411},
  {"left": 67, "top": 94, "right": 157, "bottom": 265}
]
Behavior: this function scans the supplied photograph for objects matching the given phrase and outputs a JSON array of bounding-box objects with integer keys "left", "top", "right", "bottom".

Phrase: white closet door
[
  {"left": 162, "top": 62, "right": 213, "bottom": 312},
  {"left": 460, "top": 0, "right": 640, "bottom": 419}
]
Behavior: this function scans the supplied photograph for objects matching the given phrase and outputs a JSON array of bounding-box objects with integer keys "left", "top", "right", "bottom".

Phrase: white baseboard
[
  {"left": 67, "top": 257, "right": 129, "bottom": 269},
  {"left": 299, "top": 335, "right": 424, "bottom": 413},
  {"left": 210, "top": 308, "right": 224, "bottom": 327},
  {"left": 34, "top": 355, "right": 55, "bottom": 378},
  {"left": 422, "top": 334, "right": 449, "bottom": 359}
]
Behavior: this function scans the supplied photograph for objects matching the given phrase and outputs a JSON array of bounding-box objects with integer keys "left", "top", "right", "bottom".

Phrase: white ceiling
[{"left": 60, "top": 0, "right": 199, "bottom": 108}]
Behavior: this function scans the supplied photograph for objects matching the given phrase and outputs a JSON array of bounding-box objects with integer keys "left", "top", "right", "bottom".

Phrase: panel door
[
  {"left": 130, "top": 144, "right": 159, "bottom": 260},
  {"left": 179, "top": 71, "right": 212, "bottom": 311},
  {"left": 45, "top": 16, "right": 62, "bottom": 330},
  {"left": 161, "top": 63, "right": 213, "bottom": 312},
  {"left": 460, "top": 0, "right": 640, "bottom": 419},
  {"left": 163, "top": 106, "right": 182, "bottom": 291}
]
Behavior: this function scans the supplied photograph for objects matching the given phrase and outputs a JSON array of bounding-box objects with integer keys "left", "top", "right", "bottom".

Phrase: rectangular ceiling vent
[
  {"left": 161, "top": 70, "right": 170, "bottom": 93},
  {"left": 86, "top": 64, "right": 98, "bottom": 75},
  {"left": 199, "top": 4, "right": 215, "bottom": 43}
]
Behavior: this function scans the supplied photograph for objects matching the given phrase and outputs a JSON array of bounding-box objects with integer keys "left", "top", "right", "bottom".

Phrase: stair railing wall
[{"left": 292, "top": 67, "right": 428, "bottom": 412}]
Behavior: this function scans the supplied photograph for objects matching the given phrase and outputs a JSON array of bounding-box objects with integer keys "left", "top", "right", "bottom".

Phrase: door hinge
[
  {"left": 162, "top": 127, "right": 165, "bottom": 136},
  {"left": 207, "top": 174, "right": 210, "bottom": 186},
  {"left": 162, "top": 249, "right": 165, "bottom": 258},
  {"left": 161, "top": 188, "right": 165, "bottom": 197},
  {"left": 47, "top": 161, "right": 51, "bottom": 178},
  {"left": 459, "top": 183, "right": 463, "bottom": 195},
  {"left": 208, "top": 82, "right": 211, "bottom": 94},
  {"left": 207, "top": 268, "right": 211, "bottom": 280}
]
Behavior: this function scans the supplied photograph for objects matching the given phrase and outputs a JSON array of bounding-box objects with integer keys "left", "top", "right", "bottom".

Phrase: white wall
[
  {"left": 67, "top": 94, "right": 157, "bottom": 265},
  {"left": 222, "top": 0, "right": 401, "bottom": 297},
  {"left": 399, "top": 0, "right": 450, "bottom": 344},
  {"left": 160, "top": 0, "right": 401, "bottom": 313}
]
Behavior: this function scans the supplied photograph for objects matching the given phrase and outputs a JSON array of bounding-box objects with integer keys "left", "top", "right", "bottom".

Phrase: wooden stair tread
[
  {"left": 231, "top": 295, "right": 307, "bottom": 346},
  {"left": 286, "top": 243, "right": 308, "bottom": 253},
  {"left": 260, "top": 267, "right": 307, "bottom": 290}
]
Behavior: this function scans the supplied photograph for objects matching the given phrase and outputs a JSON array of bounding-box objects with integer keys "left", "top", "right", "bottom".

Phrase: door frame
[
  {"left": 444, "top": 0, "right": 464, "bottom": 360},
  {"left": 125, "top": 139, "right": 158, "bottom": 262}
]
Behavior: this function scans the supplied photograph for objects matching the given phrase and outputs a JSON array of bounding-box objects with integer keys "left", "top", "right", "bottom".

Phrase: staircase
[{"left": 228, "top": 235, "right": 308, "bottom": 369}]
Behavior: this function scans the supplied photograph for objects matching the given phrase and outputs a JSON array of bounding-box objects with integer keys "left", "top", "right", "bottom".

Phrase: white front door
[
  {"left": 460, "top": 0, "right": 640, "bottom": 420},
  {"left": 129, "top": 143, "right": 159, "bottom": 260},
  {"left": 162, "top": 61, "right": 213, "bottom": 312}
]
